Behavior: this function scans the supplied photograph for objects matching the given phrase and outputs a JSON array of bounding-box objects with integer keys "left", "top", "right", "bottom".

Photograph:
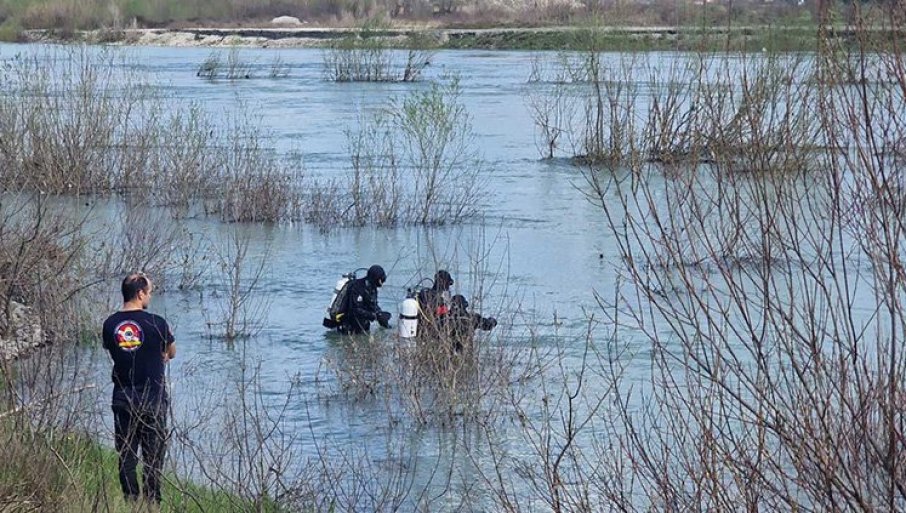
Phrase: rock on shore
[
  {"left": 0, "top": 300, "right": 44, "bottom": 360},
  {"left": 271, "top": 16, "right": 304, "bottom": 26}
]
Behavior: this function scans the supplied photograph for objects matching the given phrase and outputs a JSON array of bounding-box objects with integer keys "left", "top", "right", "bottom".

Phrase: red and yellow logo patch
[{"left": 114, "top": 321, "right": 143, "bottom": 352}]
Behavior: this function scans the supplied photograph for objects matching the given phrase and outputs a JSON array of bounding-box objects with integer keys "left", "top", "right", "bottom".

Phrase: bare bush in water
[
  {"left": 207, "top": 230, "right": 271, "bottom": 341},
  {"left": 319, "top": 317, "right": 532, "bottom": 428},
  {"left": 225, "top": 46, "right": 253, "bottom": 80},
  {"left": 0, "top": 194, "right": 95, "bottom": 350},
  {"left": 196, "top": 51, "right": 222, "bottom": 80},
  {"left": 207, "top": 115, "right": 305, "bottom": 224},
  {"left": 526, "top": 55, "right": 579, "bottom": 160},
  {"left": 197, "top": 47, "right": 255, "bottom": 81},
  {"left": 487, "top": 16, "right": 906, "bottom": 513},
  {"left": 0, "top": 48, "right": 302, "bottom": 224},
  {"left": 269, "top": 53, "right": 290, "bottom": 79},
  {"left": 527, "top": 46, "right": 642, "bottom": 165},
  {"left": 343, "top": 112, "right": 403, "bottom": 227},
  {"left": 308, "top": 78, "right": 485, "bottom": 228},
  {"left": 322, "top": 19, "right": 434, "bottom": 83},
  {"left": 529, "top": 34, "right": 819, "bottom": 171}
]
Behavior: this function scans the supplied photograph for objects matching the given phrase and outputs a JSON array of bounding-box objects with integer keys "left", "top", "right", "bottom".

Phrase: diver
[
  {"left": 441, "top": 294, "right": 497, "bottom": 353},
  {"left": 337, "top": 265, "right": 393, "bottom": 335},
  {"left": 416, "top": 270, "right": 454, "bottom": 336}
]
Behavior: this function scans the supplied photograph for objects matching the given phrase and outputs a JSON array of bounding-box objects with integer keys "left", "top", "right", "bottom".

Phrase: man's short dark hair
[{"left": 122, "top": 273, "right": 150, "bottom": 302}]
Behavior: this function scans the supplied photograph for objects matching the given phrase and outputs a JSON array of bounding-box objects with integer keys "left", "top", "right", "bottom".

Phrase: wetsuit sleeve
[{"left": 372, "top": 293, "right": 386, "bottom": 317}]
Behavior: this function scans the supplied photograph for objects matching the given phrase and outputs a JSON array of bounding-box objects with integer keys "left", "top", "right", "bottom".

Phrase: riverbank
[
  {"left": 16, "top": 24, "right": 837, "bottom": 51},
  {"left": 0, "top": 417, "right": 281, "bottom": 512}
]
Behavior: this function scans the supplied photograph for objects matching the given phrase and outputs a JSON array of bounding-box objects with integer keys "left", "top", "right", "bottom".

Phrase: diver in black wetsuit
[{"left": 338, "top": 265, "right": 392, "bottom": 335}]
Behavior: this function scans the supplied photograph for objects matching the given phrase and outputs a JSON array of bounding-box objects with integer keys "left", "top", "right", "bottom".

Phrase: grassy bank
[
  {"left": 0, "top": 417, "right": 281, "bottom": 512},
  {"left": 17, "top": 24, "right": 834, "bottom": 51},
  {"left": 441, "top": 26, "right": 822, "bottom": 51},
  {"left": 0, "top": 0, "right": 817, "bottom": 32}
]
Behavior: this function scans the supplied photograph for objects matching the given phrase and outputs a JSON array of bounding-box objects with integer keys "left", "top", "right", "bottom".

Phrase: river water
[{"left": 2, "top": 44, "right": 740, "bottom": 508}]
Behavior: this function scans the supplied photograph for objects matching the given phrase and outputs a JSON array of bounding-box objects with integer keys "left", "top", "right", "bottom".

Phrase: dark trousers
[{"left": 112, "top": 391, "right": 168, "bottom": 503}]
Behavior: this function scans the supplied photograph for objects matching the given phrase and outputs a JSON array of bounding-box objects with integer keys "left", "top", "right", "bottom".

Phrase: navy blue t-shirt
[{"left": 102, "top": 310, "right": 174, "bottom": 394}]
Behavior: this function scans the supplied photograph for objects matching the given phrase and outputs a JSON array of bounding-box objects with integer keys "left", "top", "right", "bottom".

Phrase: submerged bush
[
  {"left": 322, "top": 19, "right": 434, "bottom": 82},
  {"left": 196, "top": 47, "right": 257, "bottom": 81},
  {"left": 0, "top": 48, "right": 302, "bottom": 224},
  {"left": 307, "top": 78, "right": 485, "bottom": 228}
]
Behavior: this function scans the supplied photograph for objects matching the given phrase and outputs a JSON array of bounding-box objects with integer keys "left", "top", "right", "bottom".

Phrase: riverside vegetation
[
  {"left": 0, "top": 0, "right": 820, "bottom": 36},
  {"left": 4, "top": 6, "right": 906, "bottom": 510}
]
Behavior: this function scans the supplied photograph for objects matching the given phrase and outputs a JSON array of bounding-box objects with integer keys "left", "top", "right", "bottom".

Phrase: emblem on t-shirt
[{"left": 114, "top": 321, "right": 143, "bottom": 352}]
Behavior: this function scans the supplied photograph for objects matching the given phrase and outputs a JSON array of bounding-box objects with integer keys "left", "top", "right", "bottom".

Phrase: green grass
[
  {"left": 0, "top": 417, "right": 284, "bottom": 512},
  {"left": 439, "top": 26, "right": 825, "bottom": 52},
  {"left": 0, "top": 16, "right": 23, "bottom": 42}
]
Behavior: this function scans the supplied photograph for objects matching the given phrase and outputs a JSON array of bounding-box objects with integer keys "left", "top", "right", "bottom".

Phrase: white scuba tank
[
  {"left": 398, "top": 296, "right": 419, "bottom": 339},
  {"left": 323, "top": 276, "right": 351, "bottom": 326}
]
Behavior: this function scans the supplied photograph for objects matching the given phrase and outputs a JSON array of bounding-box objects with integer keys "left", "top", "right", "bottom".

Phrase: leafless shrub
[
  {"left": 206, "top": 230, "right": 270, "bottom": 341},
  {"left": 324, "top": 35, "right": 394, "bottom": 82},
  {"left": 225, "top": 46, "right": 254, "bottom": 80},
  {"left": 700, "top": 54, "right": 817, "bottom": 175},
  {"left": 308, "top": 78, "right": 485, "bottom": 228},
  {"left": 0, "top": 50, "right": 136, "bottom": 195},
  {"left": 269, "top": 53, "right": 290, "bottom": 79},
  {"left": 525, "top": 56, "right": 579, "bottom": 160},
  {"left": 557, "top": 12, "right": 906, "bottom": 512},
  {"left": 174, "top": 354, "right": 304, "bottom": 510},
  {"left": 642, "top": 59, "right": 703, "bottom": 165},
  {"left": 324, "top": 44, "right": 433, "bottom": 83},
  {"left": 530, "top": 48, "right": 819, "bottom": 173},
  {"left": 197, "top": 51, "right": 222, "bottom": 80},
  {"left": 527, "top": 50, "right": 642, "bottom": 165},
  {"left": 303, "top": 177, "right": 347, "bottom": 230},
  {"left": 322, "top": 20, "right": 434, "bottom": 83},
  {"left": 0, "top": 195, "right": 95, "bottom": 346},
  {"left": 196, "top": 47, "right": 255, "bottom": 81},
  {"left": 92, "top": 207, "right": 212, "bottom": 295},
  {"left": 343, "top": 111, "right": 403, "bottom": 227},
  {"left": 0, "top": 48, "right": 304, "bottom": 225},
  {"left": 575, "top": 53, "right": 641, "bottom": 165},
  {"left": 472, "top": 319, "right": 621, "bottom": 513},
  {"left": 209, "top": 121, "right": 304, "bottom": 224},
  {"left": 149, "top": 106, "right": 221, "bottom": 216}
]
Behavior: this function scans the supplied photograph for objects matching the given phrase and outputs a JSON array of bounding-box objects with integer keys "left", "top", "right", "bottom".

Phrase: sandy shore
[
  {"left": 17, "top": 24, "right": 858, "bottom": 50},
  {"left": 19, "top": 25, "right": 756, "bottom": 49}
]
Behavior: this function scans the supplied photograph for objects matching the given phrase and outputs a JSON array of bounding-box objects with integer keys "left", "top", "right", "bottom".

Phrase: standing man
[
  {"left": 339, "top": 264, "right": 392, "bottom": 335},
  {"left": 102, "top": 272, "right": 176, "bottom": 504}
]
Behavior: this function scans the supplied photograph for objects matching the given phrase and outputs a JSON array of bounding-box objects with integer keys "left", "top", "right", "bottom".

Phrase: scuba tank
[
  {"left": 322, "top": 269, "right": 364, "bottom": 329},
  {"left": 398, "top": 289, "right": 419, "bottom": 339},
  {"left": 397, "top": 277, "right": 438, "bottom": 339}
]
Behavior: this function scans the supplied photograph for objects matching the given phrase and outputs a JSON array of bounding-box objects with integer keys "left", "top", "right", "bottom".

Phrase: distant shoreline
[{"left": 15, "top": 25, "right": 845, "bottom": 51}]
